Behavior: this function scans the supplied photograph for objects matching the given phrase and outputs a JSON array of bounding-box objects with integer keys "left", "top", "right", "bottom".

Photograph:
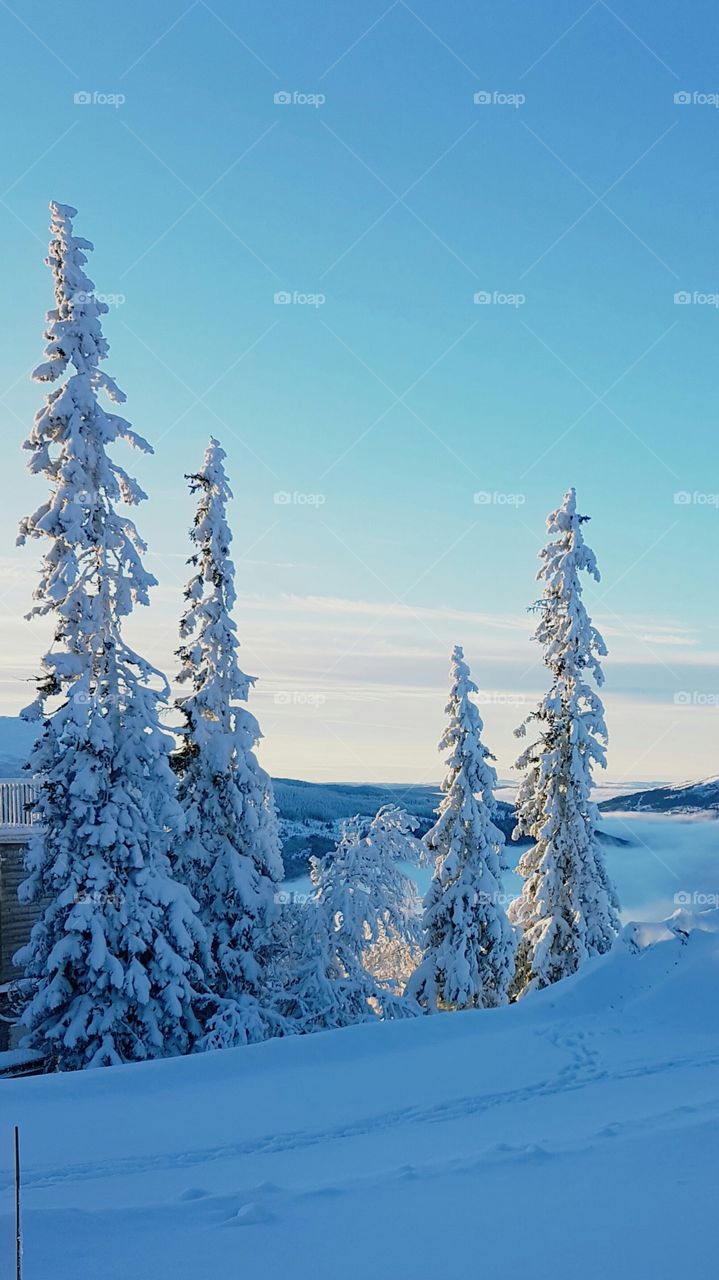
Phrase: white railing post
[{"left": 0, "top": 780, "right": 41, "bottom": 836}]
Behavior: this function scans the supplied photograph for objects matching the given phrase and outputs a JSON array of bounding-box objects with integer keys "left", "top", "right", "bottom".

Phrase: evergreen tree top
[
  {"left": 177, "top": 437, "right": 254, "bottom": 719},
  {"left": 18, "top": 201, "right": 159, "bottom": 680},
  {"left": 540, "top": 487, "right": 599, "bottom": 581},
  {"left": 532, "top": 487, "right": 607, "bottom": 690},
  {"left": 193, "top": 436, "right": 232, "bottom": 492},
  {"left": 439, "top": 645, "right": 498, "bottom": 807},
  {"left": 32, "top": 201, "right": 135, "bottom": 414}
]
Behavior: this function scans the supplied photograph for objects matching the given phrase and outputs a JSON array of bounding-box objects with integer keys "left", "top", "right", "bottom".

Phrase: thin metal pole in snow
[{"left": 14, "top": 1125, "right": 22, "bottom": 1280}]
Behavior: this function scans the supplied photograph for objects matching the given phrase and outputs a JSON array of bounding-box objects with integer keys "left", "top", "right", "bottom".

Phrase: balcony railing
[{"left": 0, "top": 780, "right": 41, "bottom": 840}]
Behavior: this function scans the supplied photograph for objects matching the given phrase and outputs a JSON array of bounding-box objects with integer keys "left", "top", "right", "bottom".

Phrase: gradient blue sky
[{"left": 0, "top": 1, "right": 717, "bottom": 784}]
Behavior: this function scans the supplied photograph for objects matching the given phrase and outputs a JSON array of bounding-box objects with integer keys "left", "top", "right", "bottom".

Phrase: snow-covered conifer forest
[{"left": 8, "top": 203, "right": 624, "bottom": 1070}]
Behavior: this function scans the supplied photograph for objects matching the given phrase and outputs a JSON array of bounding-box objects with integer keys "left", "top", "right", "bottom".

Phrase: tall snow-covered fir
[
  {"left": 15, "top": 201, "right": 208, "bottom": 1070},
  {"left": 408, "top": 646, "right": 516, "bottom": 1011},
  {"left": 508, "top": 488, "right": 620, "bottom": 996},
  {"left": 174, "top": 437, "right": 284, "bottom": 1045}
]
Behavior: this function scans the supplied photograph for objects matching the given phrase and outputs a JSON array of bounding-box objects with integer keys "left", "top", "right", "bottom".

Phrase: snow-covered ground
[{"left": 2, "top": 901, "right": 719, "bottom": 1278}]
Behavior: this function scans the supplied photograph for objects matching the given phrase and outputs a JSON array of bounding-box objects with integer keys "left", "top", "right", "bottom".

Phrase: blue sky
[{"left": 0, "top": 0, "right": 717, "bottom": 784}]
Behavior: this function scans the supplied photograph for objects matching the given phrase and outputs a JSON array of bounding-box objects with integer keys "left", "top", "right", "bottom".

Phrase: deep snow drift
[{"left": 2, "top": 908, "right": 718, "bottom": 1279}]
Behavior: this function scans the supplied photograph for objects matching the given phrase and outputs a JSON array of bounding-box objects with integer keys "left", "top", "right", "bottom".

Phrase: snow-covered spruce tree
[
  {"left": 270, "top": 890, "right": 359, "bottom": 1035},
  {"left": 508, "top": 488, "right": 620, "bottom": 997},
  {"left": 407, "top": 646, "right": 516, "bottom": 1012},
  {"left": 281, "top": 808, "right": 423, "bottom": 1030},
  {"left": 173, "top": 438, "right": 285, "bottom": 1046},
  {"left": 361, "top": 805, "right": 425, "bottom": 995},
  {"left": 15, "top": 201, "right": 208, "bottom": 1070}
]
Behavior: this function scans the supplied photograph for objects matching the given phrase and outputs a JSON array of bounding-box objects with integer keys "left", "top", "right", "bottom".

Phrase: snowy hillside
[
  {"left": 273, "top": 778, "right": 442, "bottom": 824},
  {"left": 601, "top": 775, "right": 719, "bottom": 816},
  {"left": 274, "top": 779, "right": 443, "bottom": 874},
  {"left": 2, "top": 909, "right": 718, "bottom": 1279}
]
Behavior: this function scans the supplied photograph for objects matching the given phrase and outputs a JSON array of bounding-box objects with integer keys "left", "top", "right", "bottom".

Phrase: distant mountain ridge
[
  {"left": 0, "top": 718, "right": 685, "bottom": 876},
  {"left": 273, "top": 777, "right": 631, "bottom": 877},
  {"left": 272, "top": 778, "right": 442, "bottom": 824},
  {"left": 600, "top": 776, "right": 719, "bottom": 816}
]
